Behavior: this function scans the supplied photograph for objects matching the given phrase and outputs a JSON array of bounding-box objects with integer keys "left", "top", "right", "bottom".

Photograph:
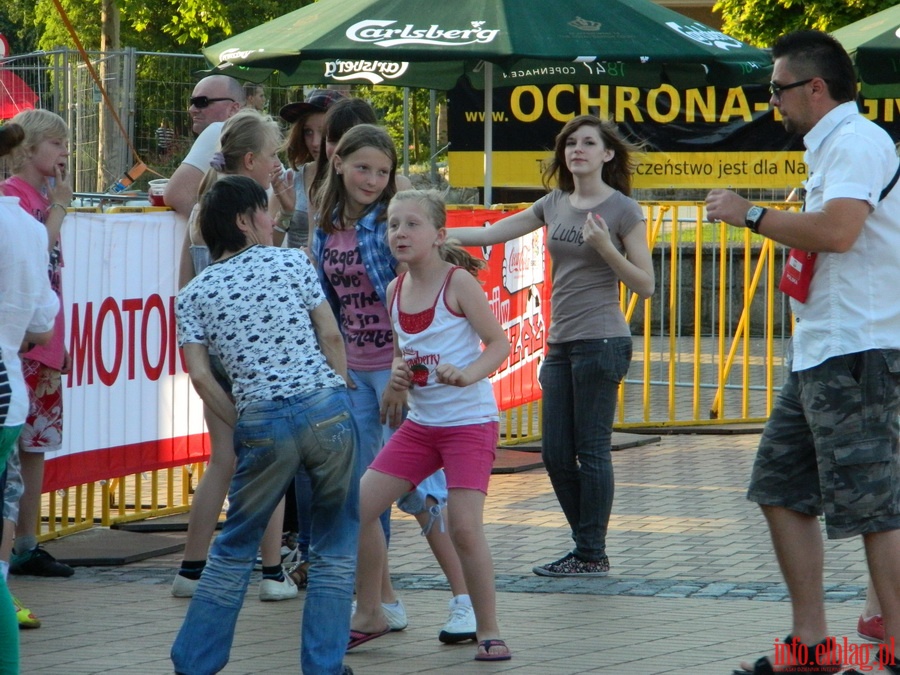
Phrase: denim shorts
[
  {"left": 395, "top": 471, "right": 448, "bottom": 515},
  {"left": 748, "top": 349, "right": 900, "bottom": 538}
]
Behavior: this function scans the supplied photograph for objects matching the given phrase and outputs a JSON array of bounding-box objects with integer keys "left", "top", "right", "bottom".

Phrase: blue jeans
[
  {"left": 540, "top": 338, "right": 632, "bottom": 561},
  {"left": 349, "top": 368, "right": 395, "bottom": 542},
  {"left": 171, "top": 387, "right": 359, "bottom": 675}
]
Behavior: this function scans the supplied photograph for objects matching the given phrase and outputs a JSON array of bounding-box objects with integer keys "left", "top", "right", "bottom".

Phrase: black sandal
[{"left": 733, "top": 635, "right": 842, "bottom": 675}]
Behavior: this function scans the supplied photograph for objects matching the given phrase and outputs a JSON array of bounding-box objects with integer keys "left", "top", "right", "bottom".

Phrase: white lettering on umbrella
[
  {"left": 665, "top": 21, "right": 744, "bottom": 51},
  {"left": 346, "top": 19, "right": 500, "bottom": 47},
  {"left": 323, "top": 59, "right": 410, "bottom": 84},
  {"left": 500, "top": 66, "right": 578, "bottom": 79},
  {"left": 219, "top": 47, "right": 265, "bottom": 62}
]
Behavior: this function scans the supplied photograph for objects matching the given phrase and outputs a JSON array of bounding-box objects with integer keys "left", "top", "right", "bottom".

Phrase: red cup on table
[{"left": 148, "top": 179, "right": 168, "bottom": 207}]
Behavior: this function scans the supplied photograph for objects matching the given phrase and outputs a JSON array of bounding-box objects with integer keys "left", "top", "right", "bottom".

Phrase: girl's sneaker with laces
[
  {"left": 439, "top": 595, "right": 476, "bottom": 644},
  {"left": 532, "top": 552, "right": 610, "bottom": 577}
]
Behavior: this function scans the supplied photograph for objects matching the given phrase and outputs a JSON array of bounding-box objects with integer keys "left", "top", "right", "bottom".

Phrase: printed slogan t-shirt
[{"left": 321, "top": 228, "right": 393, "bottom": 371}]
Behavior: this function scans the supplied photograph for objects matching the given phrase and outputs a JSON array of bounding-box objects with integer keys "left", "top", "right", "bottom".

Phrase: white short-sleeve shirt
[
  {"left": 0, "top": 197, "right": 59, "bottom": 427},
  {"left": 181, "top": 122, "right": 224, "bottom": 172},
  {"left": 791, "top": 102, "right": 900, "bottom": 371}
]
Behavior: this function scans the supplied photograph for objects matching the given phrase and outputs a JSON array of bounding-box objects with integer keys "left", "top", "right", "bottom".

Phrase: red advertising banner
[
  {"left": 44, "top": 209, "right": 552, "bottom": 491},
  {"left": 447, "top": 207, "right": 549, "bottom": 410}
]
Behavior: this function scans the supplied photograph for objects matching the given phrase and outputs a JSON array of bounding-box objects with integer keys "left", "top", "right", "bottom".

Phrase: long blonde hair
[{"left": 198, "top": 109, "right": 283, "bottom": 196}]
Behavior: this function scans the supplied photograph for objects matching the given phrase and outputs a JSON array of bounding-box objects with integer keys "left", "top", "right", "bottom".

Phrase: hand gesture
[
  {"left": 271, "top": 169, "right": 295, "bottom": 213},
  {"left": 48, "top": 165, "right": 73, "bottom": 207},
  {"left": 434, "top": 363, "right": 471, "bottom": 387},
  {"left": 582, "top": 212, "right": 612, "bottom": 254},
  {"left": 390, "top": 359, "right": 412, "bottom": 392}
]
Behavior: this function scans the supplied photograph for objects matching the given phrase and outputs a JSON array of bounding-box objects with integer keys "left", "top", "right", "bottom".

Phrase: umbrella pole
[{"left": 484, "top": 62, "right": 493, "bottom": 206}]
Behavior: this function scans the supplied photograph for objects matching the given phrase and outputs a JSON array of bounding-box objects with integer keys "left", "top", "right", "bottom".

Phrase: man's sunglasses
[
  {"left": 768, "top": 78, "right": 813, "bottom": 100},
  {"left": 189, "top": 96, "right": 235, "bottom": 109}
]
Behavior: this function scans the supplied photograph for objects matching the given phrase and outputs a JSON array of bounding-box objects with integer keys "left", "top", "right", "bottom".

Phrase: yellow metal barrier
[
  {"left": 105, "top": 205, "right": 173, "bottom": 213},
  {"left": 37, "top": 200, "right": 796, "bottom": 539}
]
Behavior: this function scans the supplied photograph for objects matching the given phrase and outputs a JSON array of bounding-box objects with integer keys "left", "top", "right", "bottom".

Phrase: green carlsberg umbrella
[
  {"left": 204, "top": 0, "right": 773, "bottom": 201},
  {"left": 832, "top": 4, "right": 900, "bottom": 99}
]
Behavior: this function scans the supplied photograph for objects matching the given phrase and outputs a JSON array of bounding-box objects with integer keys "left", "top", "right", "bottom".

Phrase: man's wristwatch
[{"left": 745, "top": 205, "right": 768, "bottom": 234}]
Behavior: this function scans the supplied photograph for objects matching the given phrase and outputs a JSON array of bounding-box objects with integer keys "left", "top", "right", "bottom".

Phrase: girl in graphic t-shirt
[
  {"left": 451, "top": 115, "right": 655, "bottom": 579},
  {"left": 312, "top": 125, "right": 477, "bottom": 642},
  {"left": 350, "top": 188, "right": 512, "bottom": 662}
]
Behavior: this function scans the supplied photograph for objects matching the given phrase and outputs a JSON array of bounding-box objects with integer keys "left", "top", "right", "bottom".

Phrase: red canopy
[{"left": 0, "top": 69, "right": 38, "bottom": 120}]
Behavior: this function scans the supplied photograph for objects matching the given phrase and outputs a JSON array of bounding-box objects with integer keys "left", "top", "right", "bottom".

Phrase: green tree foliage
[
  {"left": 3, "top": 0, "right": 313, "bottom": 53},
  {"left": 359, "top": 85, "right": 447, "bottom": 166},
  {"left": 715, "top": 0, "right": 898, "bottom": 47}
]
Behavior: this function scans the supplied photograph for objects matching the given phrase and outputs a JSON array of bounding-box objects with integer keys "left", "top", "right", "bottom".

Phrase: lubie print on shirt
[{"left": 550, "top": 221, "right": 585, "bottom": 246}]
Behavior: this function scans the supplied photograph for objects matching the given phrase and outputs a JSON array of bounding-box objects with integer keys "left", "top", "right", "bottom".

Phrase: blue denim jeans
[
  {"left": 540, "top": 338, "right": 632, "bottom": 561},
  {"left": 171, "top": 387, "right": 359, "bottom": 675}
]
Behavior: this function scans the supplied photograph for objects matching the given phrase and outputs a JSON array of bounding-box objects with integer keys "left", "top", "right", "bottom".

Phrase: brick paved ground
[{"left": 14, "top": 432, "right": 878, "bottom": 674}]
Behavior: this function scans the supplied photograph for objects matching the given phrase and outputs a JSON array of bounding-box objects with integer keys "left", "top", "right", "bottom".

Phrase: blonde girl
[
  {"left": 350, "top": 188, "right": 511, "bottom": 661},
  {"left": 2, "top": 109, "right": 75, "bottom": 582}
]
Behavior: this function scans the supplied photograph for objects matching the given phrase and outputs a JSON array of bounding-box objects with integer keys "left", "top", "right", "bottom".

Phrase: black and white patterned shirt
[
  {"left": 176, "top": 246, "right": 344, "bottom": 413},
  {"left": 0, "top": 356, "right": 10, "bottom": 428}
]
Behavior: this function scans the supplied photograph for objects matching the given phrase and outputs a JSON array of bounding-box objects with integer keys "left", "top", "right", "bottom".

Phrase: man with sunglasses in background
[
  {"left": 707, "top": 30, "right": 900, "bottom": 675},
  {"left": 164, "top": 75, "right": 245, "bottom": 218}
]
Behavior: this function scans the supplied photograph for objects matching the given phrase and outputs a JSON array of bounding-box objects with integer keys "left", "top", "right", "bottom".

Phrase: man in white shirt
[
  {"left": 706, "top": 30, "right": 900, "bottom": 675},
  {"left": 163, "top": 75, "right": 244, "bottom": 219}
]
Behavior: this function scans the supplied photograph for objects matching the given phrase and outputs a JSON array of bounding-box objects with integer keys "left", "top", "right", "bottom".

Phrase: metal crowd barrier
[{"left": 37, "top": 200, "right": 798, "bottom": 540}]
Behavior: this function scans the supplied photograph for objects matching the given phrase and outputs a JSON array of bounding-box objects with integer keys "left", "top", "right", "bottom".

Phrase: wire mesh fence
[{"left": 0, "top": 48, "right": 305, "bottom": 193}]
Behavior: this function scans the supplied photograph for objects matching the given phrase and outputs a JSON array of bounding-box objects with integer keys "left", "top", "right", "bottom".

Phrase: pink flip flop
[
  {"left": 347, "top": 627, "right": 390, "bottom": 651},
  {"left": 474, "top": 638, "right": 512, "bottom": 661}
]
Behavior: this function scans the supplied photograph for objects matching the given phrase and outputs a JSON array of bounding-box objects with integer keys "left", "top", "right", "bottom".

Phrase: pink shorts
[
  {"left": 369, "top": 420, "right": 498, "bottom": 495},
  {"left": 20, "top": 359, "right": 63, "bottom": 453}
]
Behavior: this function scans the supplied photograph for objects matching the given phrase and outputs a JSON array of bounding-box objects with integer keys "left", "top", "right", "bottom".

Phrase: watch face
[{"left": 746, "top": 206, "right": 763, "bottom": 224}]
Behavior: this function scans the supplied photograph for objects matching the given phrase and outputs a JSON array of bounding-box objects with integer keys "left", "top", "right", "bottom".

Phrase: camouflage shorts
[
  {"left": 3, "top": 447, "right": 23, "bottom": 524},
  {"left": 748, "top": 349, "right": 900, "bottom": 539}
]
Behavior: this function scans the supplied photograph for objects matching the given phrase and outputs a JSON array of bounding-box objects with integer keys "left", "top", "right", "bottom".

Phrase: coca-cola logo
[
  {"left": 346, "top": 20, "right": 500, "bottom": 48},
  {"left": 323, "top": 59, "right": 410, "bottom": 84},
  {"left": 665, "top": 21, "right": 744, "bottom": 51}
]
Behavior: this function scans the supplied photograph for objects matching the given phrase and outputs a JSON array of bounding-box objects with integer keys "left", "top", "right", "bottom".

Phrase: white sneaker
[
  {"left": 351, "top": 598, "right": 408, "bottom": 631},
  {"left": 171, "top": 574, "right": 199, "bottom": 598},
  {"left": 439, "top": 595, "right": 476, "bottom": 644},
  {"left": 381, "top": 599, "right": 408, "bottom": 631},
  {"left": 259, "top": 575, "right": 299, "bottom": 601}
]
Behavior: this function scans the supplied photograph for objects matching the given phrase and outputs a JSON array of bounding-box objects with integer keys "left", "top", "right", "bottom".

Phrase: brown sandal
[{"left": 286, "top": 560, "right": 309, "bottom": 589}]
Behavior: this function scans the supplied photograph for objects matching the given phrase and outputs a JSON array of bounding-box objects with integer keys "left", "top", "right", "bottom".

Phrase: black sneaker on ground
[
  {"left": 10, "top": 546, "right": 74, "bottom": 577},
  {"left": 532, "top": 552, "right": 610, "bottom": 577}
]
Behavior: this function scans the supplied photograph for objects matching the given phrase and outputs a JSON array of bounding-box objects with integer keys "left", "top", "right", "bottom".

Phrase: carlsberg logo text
[
  {"left": 346, "top": 20, "right": 500, "bottom": 48},
  {"left": 323, "top": 60, "right": 410, "bottom": 84},
  {"left": 665, "top": 21, "right": 744, "bottom": 51}
]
